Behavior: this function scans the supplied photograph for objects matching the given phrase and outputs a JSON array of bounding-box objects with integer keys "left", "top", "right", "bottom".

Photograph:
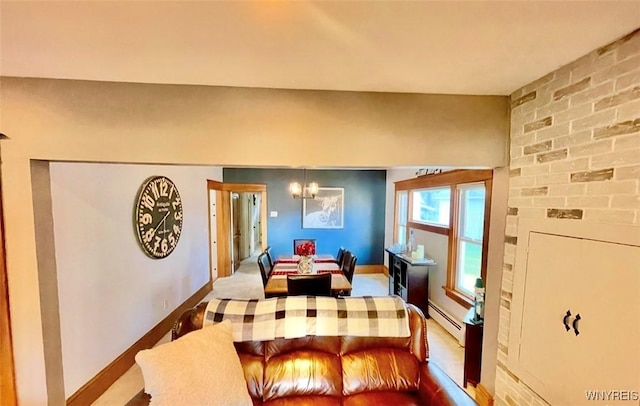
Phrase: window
[
  {"left": 395, "top": 191, "right": 408, "bottom": 245},
  {"left": 393, "top": 169, "right": 492, "bottom": 309},
  {"left": 411, "top": 187, "right": 451, "bottom": 227},
  {"left": 455, "top": 184, "right": 486, "bottom": 296}
]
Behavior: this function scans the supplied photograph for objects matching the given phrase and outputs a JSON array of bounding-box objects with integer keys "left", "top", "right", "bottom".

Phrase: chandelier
[{"left": 289, "top": 168, "right": 319, "bottom": 199}]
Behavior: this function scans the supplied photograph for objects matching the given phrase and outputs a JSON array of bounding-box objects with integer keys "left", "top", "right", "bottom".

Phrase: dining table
[{"left": 264, "top": 254, "right": 352, "bottom": 296}]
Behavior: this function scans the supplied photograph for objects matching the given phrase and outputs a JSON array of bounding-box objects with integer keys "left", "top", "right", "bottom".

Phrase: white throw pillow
[{"left": 135, "top": 319, "right": 252, "bottom": 406}]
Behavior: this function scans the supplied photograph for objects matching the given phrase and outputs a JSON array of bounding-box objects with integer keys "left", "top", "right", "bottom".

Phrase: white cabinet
[{"left": 508, "top": 220, "right": 640, "bottom": 405}]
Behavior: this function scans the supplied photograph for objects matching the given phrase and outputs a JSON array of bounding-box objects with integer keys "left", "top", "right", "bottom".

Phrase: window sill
[{"left": 443, "top": 287, "right": 473, "bottom": 309}]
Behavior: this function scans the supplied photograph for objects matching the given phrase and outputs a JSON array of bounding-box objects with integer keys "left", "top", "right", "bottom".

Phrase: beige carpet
[{"left": 206, "top": 254, "right": 266, "bottom": 299}]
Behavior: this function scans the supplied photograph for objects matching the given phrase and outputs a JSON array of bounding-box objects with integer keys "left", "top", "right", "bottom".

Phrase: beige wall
[
  {"left": 0, "top": 77, "right": 508, "bottom": 405},
  {"left": 495, "top": 30, "right": 639, "bottom": 405},
  {"left": 48, "top": 162, "right": 220, "bottom": 399},
  {"left": 383, "top": 167, "right": 417, "bottom": 267},
  {"left": 1, "top": 78, "right": 508, "bottom": 167}
]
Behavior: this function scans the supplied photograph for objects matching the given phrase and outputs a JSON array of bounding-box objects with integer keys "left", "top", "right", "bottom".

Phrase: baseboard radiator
[{"left": 428, "top": 302, "right": 464, "bottom": 344}]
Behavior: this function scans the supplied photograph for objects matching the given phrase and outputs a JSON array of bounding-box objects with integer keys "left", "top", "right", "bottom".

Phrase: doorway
[
  {"left": 207, "top": 181, "right": 267, "bottom": 279},
  {"left": 231, "top": 191, "right": 264, "bottom": 271}
]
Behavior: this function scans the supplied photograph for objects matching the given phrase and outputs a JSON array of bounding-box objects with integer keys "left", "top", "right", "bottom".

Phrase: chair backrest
[
  {"left": 341, "top": 251, "right": 357, "bottom": 283},
  {"left": 257, "top": 253, "right": 270, "bottom": 288},
  {"left": 341, "top": 251, "right": 353, "bottom": 273},
  {"left": 286, "top": 273, "right": 332, "bottom": 297},
  {"left": 335, "top": 247, "right": 346, "bottom": 266},
  {"left": 345, "top": 255, "right": 357, "bottom": 283},
  {"left": 264, "top": 246, "right": 274, "bottom": 271},
  {"left": 293, "top": 239, "right": 316, "bottom": 255}
]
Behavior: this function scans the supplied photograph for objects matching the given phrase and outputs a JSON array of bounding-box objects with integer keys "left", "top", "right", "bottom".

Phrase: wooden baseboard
[
  {"left": 354, "top": 264, "right": 385, "bottom": 274},
  {"left": 66, "top": 282, "right": 212, "bottom": 406},
  {"left": 382, "top": 264, "right": 389, "bottom": 277},
  {"left": 475, "top": 383, "right": 494, "bottom": 406}
]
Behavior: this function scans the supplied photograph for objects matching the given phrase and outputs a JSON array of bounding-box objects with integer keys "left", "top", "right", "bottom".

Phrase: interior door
[
  {"left": 562, "top": 237, "right": 639, "bottom": 405},
  {"left": 253, "top": 193, "right": 262, "bottom": 252},
  {"left": 517, "top": 232, "right": 580, "bottom": 404},
  {"left": 246, "top": 194, "right": 255, "bottom": 255},
  {"left": 232, "top": 194, "right": 241, "bottom": 272},
  {"left": 207, "top": 188, "right": 218, "bottom": 281},
  {"left": 207, "top": 180, "right": 232, "bottom": 279},
  {"left": 238, "top": 192, "right": 251, "bottom": 260}
]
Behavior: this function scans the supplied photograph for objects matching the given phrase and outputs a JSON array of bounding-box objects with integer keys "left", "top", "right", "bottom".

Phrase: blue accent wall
[{"left": 223, "top": 168, "right": 386, "bottom": 265}]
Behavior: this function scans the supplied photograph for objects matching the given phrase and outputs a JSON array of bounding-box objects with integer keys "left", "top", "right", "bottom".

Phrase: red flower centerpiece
[
  {"left": 296, "top": 241, "right": 315, "bottom": 273},
  {"left": 296, "top": 241, "right": 316, "bottom": 256}
]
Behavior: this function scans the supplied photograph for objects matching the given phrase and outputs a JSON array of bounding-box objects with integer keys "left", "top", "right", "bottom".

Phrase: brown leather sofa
[{"left": 127, "top": 300, "right": 476, "bottom": 406}]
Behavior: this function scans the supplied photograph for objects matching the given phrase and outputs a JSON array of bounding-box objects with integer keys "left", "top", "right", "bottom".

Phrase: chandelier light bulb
[
  {"left": 307, "top": 182, "right": 319, "bottom": 197},
  {"left": 289, "top": 182, "right": 302, "bottom": 198},
  {"left": 289, "top": 169, "right": 319, "bottom": 199}
]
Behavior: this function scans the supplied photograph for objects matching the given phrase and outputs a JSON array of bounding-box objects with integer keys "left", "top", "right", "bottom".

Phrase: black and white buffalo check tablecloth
[{"left": 203, "top": 296, "right": 411, "bottom": 342}]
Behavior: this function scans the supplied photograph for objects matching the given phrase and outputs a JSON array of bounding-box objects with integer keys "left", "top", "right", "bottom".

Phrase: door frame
[
  {"left": 0, "top": 169, "right": 17, "bottom": 405},
  {"left": 207, "top": 181, "right": 267, "bottom": 279}
]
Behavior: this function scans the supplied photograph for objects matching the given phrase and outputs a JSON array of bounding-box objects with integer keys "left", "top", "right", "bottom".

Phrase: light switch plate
[{"left": 270, "top": 211, "right": 278, "bottom": 217}]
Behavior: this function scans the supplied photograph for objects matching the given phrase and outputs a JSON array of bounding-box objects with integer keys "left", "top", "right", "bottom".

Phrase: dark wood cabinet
[
  {"left": 463, "top": 308, "right": 484, "bottom": 388},
  {"left": 386, "top": 250, "right": 432, "bottom": 318}
]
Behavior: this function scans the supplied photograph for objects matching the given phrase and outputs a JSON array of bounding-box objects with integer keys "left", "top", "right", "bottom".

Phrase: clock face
[{"left": 134, "top": 176, "right": 183, "bottom": 259}]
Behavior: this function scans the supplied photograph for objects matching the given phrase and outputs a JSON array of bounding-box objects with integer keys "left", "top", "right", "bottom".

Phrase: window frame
[{"left": 394, "top": 169, "right": 492, "bottom": 309}]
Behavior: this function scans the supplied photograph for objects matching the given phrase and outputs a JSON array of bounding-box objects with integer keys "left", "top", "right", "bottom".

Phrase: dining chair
[
  {"left": 333, "top": 250, "right": 356, "bottom": 297},
  {"left": 340, "top": 251, "right": 353, "bottom": 275},
  {"left": 257, "top": 252, "right": 270, "bottom": 288},
  {"left": 343, "top": 254, "right": 357, "bottom": 285},
  {"left": 293, "top": 239, "right": 317, "bottom": 255},
  {"left": 264, "top": 245, "right": 275, "bottom": 271},
  {"left": 335, "top": 246, "right": 346, "bottom": 266},
  {"left": 286, "top": 273, "right": 332, "bottom": 297}
]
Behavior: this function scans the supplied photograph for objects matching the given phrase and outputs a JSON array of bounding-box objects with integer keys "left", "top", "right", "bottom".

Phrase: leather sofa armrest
[
  {"left": 171, "top": 302, "right": 207, "bottom": 340},
  {"left": 418, "top": 362, "right": 477, "bottom": 406}
]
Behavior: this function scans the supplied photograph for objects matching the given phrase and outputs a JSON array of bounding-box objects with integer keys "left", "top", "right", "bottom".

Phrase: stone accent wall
[{"left": 495, "top": 29, "right": 639, "bottom": 406}]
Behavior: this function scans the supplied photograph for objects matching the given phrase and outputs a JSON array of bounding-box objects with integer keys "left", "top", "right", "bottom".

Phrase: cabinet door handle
[
  {"left": 563, "top": 310, "right": 572, "bottom": 331},
  {"left": 572, "top": 314, "right": 581, "bottom": 336}
]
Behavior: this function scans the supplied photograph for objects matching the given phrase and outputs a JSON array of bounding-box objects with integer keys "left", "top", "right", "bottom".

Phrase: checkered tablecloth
[
  {"left": 271, "top": 269, "right": 344, "bottom": 276},
  {"left": 203, "top": 296, "right": 410, "bottom": 341},
  {"left": 276, "top": 254, "right": 335, "bottom": 264},
  {"left": 270, "top": 261, "right": 342, "bottom": 279}
]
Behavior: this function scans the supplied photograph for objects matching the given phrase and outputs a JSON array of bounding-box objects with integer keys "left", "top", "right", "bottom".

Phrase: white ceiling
[{"left": 1, "top": 1, "right": 639, "bottom": 96}]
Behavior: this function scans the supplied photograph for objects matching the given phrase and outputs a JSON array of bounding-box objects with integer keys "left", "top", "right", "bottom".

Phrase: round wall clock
[{"left": 134, "top": 176, "right": 183, "bottom": 259}]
